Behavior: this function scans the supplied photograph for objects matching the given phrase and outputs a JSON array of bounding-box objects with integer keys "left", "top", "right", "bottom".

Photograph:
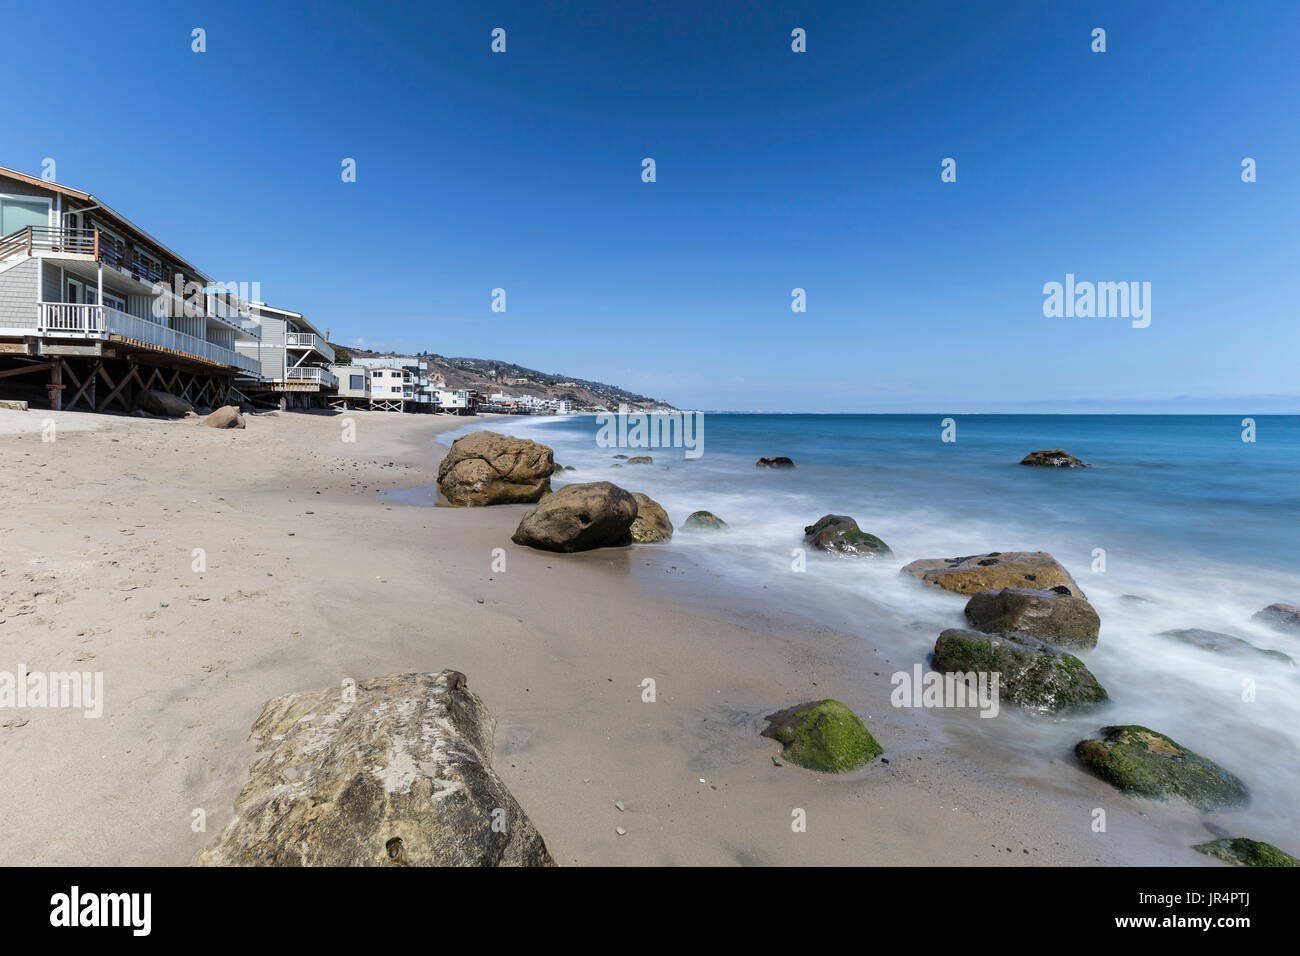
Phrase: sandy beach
[{"left": 0, "top": 408, "right": 1217, "bottom": 866}]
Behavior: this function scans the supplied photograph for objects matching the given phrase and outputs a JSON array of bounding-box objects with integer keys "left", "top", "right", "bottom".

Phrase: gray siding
[
  {"left": 40, "top": 260, "right": 60, "bottom": 301},
  {"left": 236, "top": 313, "right": 285, "bottom": 381},
  {"left": 0, "top": 258, "right": 39, "bottom": 328}
]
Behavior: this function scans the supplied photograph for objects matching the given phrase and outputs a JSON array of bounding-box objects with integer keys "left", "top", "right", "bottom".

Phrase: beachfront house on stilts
[
  {"left": 233, "top": 303, "right": 338, "bottom": 410},
  {"left": 0, "top": 165, "right": 264, "bottom": 412}
]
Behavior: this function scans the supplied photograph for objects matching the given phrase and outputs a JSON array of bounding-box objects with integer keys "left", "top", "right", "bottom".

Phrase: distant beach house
[
  {"left": 434, "top": 386, "right": 472, "bottom": 415},
  {"left": 234, "top": 303, "right": 338, "bottom": 409},
  {"left": 348, "top": 355, "right": 448, "bottom": 413},
  {"left": 0, "top": 165, "right": 263, "bottom": 411},
  {"left": 326, "top": 363, "right": 372, "bottom": 410},
  {"left": 364, "top": 366, "right": 411, "bottom": 412}
]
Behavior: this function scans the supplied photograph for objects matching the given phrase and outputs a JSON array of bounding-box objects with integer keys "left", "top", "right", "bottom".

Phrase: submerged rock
[
  {"left": 933, "top": 628, "right": 1107, "bottom": 712},
  {"left": 756, "top": 456, "right": 795, "bottom": 469},
  {"left": 1074, "top": 725, "right": 1249, "bottom": 811},
  {"left": 198, "top": 670, "right": 555, "bottom": 866},
  {"left": 1019, "top": 448, "right": 1089, "bottom": 467},
  {"left": 628, "top": 492, "right": 673, "bottom": 543},
  {"left": 683, "top": 510, "right": 728, "bottom": 531},
  {"left": 902, "top": 552, "right": 1084, "bottom": 598},
  {"left": 1158, "top": 628, "right": 1294, "bottom": 666},
  {"left": 134, "top": 388, "right": 193, "bottom": 418},
  {"left": 1193, "top": 838, "right": 1298, "bottom": 867},
  {"left": 1252, "top": 603, "right": 1300, "bottom": 634},
  {"left": 511, "top": 481, "right": 637, "bottom": 552},
  {"left": 761, "top": 700, "right": 882, "bottom": 772},
  {"left": 437, "top": 431, "right": 553, "bottom": 506},
  {"left": 200, "top": 405, "right": 245, "bottom": 429},
  {"left": 625, "top": 456, "right": 653, "bottom": 464},
  {"left": 803, "top": 514, "right": 891, "bottom": 557},
  {"left": 965, "top": 587, "right": 1100, "bottom": 651}
]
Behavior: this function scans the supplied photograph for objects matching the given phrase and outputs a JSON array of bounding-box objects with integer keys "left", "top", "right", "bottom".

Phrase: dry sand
[{"left": 0, "top": 408, "right": 1212, "bottom": 865}]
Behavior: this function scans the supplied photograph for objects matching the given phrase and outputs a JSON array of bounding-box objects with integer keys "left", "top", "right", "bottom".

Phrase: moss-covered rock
[
  {"left": 933, "top": 628, "right": 1107, "bottom": 712},
  {"left": 1074, "top": 725, "right": 1249, "bottom": 811},
  {"left": 683, "top": 510, "right": 728, "bottom": 531},
  {"left": 803, "top": 514, "right": 891, "bottom": 557},
  {"left": 761, "top": 700, "right": 882, "bottom": 772},
  {"left": 1193, "top": 838, "right": 1298, "bottom": 867}
]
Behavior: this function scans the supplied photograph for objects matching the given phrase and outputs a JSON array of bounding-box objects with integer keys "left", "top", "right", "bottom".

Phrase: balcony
[
  {"left": 286, "top": 366, "right": 339, "bottom": 388},
  {"left": 36, "top": 302, "right": 261, "bottom": 376},
  {"left": 0, "top": 226, "right": 177, "bottom": 287},
  {"left": 0, "top": 226, "right": 99, "bottom": 262},
  {"left": 285, "top": 331, "right": 335, "bottom": 362}
]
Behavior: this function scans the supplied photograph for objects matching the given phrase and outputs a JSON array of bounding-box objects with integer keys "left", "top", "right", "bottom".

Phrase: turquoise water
[{"left": 442, "top": 413, "right": 1300, "bottom": 843}]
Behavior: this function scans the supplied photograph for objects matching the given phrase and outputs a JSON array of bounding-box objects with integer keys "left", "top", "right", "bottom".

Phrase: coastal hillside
[{"left": 343, "top": 348, "right": 675, "bottom": 411}]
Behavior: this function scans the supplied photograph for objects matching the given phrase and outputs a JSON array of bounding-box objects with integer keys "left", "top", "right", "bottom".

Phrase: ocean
[{"left": 441, "top": 413, "right": 1300, "bottom": 842}]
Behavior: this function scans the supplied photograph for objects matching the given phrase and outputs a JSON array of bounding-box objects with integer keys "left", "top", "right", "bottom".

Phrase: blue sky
[{"left": 7, "top": 0, "right": 1297, "bottom": 412}]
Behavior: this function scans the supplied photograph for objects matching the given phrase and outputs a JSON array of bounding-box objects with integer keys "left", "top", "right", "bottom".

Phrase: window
[
  {"left": 350, "top": 374, "right": 364, "bottom": 390},
  {"left": 0, "top": 196, "right": 51, "bottom": 236}
]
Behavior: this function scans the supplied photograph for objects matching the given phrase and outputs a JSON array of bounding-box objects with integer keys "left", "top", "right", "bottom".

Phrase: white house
[{"left": 367, "top": 366, "right": 411, "bottom": 412}]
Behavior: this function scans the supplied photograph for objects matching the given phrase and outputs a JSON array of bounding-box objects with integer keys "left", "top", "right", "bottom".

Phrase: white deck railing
[
  {"left": 285, "top": 331, "right": 334, "bottom": 362},
  {"left": 36, "top": 303, "right": 262, "bottom": 376},
  {"left": 286, "top": 365, "right": 339, "bottom": 388}
]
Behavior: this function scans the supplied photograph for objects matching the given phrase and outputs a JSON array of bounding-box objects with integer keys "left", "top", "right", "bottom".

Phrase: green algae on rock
[
  {"left": 1074, "top": 725, "right": 1249, "bottom": 811},
  {"left": 803, "top": 514, "right": 891, "bottom": 557},
  {"left": 762, "top": 700, "right": 882, "bottom": 773},
  {"left": 683, "top": 510, "right": 728, "bottom": 531},
  {"left": 932, "top": 628, "right": 1107, "bottom": 712},
  {"left": 1193, "top": 838, "right": 1298, "bottom": 867}
]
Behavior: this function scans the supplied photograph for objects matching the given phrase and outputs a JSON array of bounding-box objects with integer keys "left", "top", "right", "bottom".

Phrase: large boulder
[
  {"left": 1252, "top": 603, "right": 1300, "bottom": 634},
  {"left": 683, "top": 510, "right": 728, "bottom": 531},
  {"left": 932, "top": 628, "right": 1107, "bottom": 712},
  {"left": 511, "top": 481, "right": 637, "bottom": 552},
  {"left": 762, "top": 700, "right": 882, "bottom": 773},
  {"left": 756, "top": 456, "right": 795, "bottom": 469},
  {"left": 134, "top": 388, "right": 193, "bottom": 418},
  {"left": 1193, "top": 838, "right": 1298, "bottom": 867},
  {"left": 1074, "top": 725, "right": 1249, "bottom": 811},
  {"left": 1157, "top": 628, "right": 1294, "bottom": 666},
  {"left": 437, "top": 431, "right": 553, "bottom": 506},
  {"left": 964, "top": 587, "right": 1100, "bottom": 651},
  {"left": 198, "top": 670, "right": 555, "bottom": 866},
  {"left": 628, "top": 492, "right": 673, "bottom": 543},
  {"left": 200, "top": 405, "right": 245, "bottom": 429},
  {"left": 1019, "top": 449, "right": 1088, "bottom": 467},
  {"left": 803, "top": 514, "right": 890, "bottom": 557},
  {"left": 625, "top": 456, "right": 653, "bottom": 465},
  {"left": 902, "top": 552, "right": 1084, "bottom": 598}
]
